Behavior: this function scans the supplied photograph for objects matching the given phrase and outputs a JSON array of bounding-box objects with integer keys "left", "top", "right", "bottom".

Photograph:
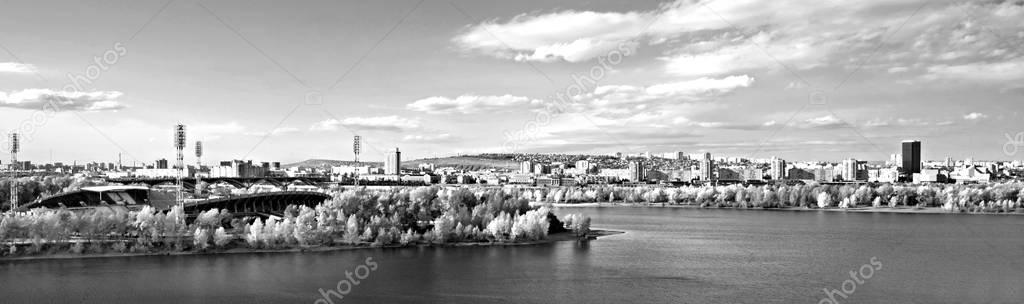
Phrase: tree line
[
  {"left": 519, "top": 182, "right": 1024, "bottom": 213},
  {"left": 0, "top": 186, "right": 592, "bottom": 257}
]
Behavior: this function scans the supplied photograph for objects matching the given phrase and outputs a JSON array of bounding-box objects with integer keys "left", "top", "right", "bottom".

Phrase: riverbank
[
  {"left": 0, "top": 230, "right": 621, "bottom": 262},
  {"left": 539, "top": 201, "right": 1024, "bottom": 215}
]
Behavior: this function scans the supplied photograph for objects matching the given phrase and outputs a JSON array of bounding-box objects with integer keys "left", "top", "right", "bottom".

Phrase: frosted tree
[
  {"left": 816, "top": 192, "right": 832, "bottom": 208},
  {"left": 193, "top": 227, "right": 211, "bottom": 250},
  {"left": 246, "top": 218, "right": 264, "bottom": 248},
  {"left": 294, "top": 206, "right": 318, "bottom": 245},
  {"left": 345, "top": 215, "right": 361, "bottom": 244},
  {"left": 486, "top": 212, "right": 513, "bottom": 241},
  {"left": 213, "top": 227, "right": 232, "bottom": 247},
  {"left": 360, "top": 226, "right": 375, "bottom": 242},
  {"left": 399, "top": 228, "right": 417, "bottom": 245}
]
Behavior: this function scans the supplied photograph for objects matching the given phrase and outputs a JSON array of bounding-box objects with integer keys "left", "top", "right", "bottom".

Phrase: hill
[
  {"left": 284, "top": 156, "right": 518, "bottom": 171},
  {"left": 402, "top": 156, "right": 518, "bottom": 171},
  {"left": 283, "top": 159, "right": 382, "bottom": 168}
]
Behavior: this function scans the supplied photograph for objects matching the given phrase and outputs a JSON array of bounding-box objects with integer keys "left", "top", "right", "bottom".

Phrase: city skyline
[{"left": 2, "top": 1, "right": 1023, "bottom": 165}]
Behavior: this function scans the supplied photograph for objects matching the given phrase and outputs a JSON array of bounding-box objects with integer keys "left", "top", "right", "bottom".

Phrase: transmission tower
[
  {"left": 174, "top": 124, "right": 187, "bottom": 215},
  {"left": 8, "top": 132, "right": 19, "bottom": 212}
]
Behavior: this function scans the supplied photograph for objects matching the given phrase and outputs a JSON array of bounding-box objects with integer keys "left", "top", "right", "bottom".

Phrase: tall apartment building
[
  {"left": 386, "top": 147, "right": 401, "bottom": 175},
  {"left": 699, "top": 152, "right": 714, "bottom": 180}
]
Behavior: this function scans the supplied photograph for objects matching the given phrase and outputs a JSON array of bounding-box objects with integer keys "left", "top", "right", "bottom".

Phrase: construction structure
[{"left": 8, "top": 132, "right": 19, "bottom": 212}]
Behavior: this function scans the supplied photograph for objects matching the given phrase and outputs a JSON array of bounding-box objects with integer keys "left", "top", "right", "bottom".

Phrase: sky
[{"left": 1, "top": 0, "right": 1022, "bottom": 166}]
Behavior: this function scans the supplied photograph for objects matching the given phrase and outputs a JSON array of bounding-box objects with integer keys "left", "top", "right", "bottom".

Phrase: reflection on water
[{"left": 1, "top": 208, "right": 1021, "bottom": 303}]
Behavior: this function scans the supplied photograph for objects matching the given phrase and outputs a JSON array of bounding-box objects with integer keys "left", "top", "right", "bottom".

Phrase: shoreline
[
  {"left": 540, "top": 202, "right": 1024, "bottom": 215},
  {"left": 0, "top": 230, "right": 622, "bottom": 262}
]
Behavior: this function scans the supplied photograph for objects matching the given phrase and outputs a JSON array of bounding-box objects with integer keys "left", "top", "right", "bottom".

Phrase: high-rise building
[
  {"left": 901, "top": 140, "right": 921, "bottom": 176},
  {"left": 676, "top": 151, "right": 687, "bottom": 161},
  {"left": 520, "top": 160, "right": 533, "bottom": 174},
  {"left": 155, "top": 159, "right": 169, "bottom": 169},
  {"left": 628, "top": 161, "right": 646, "bottom": 182},
  {"left": 699, "top": 152, "right": 714, "bottom": 180},
  {"left": 533, "top": 164, "right": 549, "bottom": 175},
  {"left": 770, "top": 157, "right": 786, "bottom": 180},
  {"left": 575, "top": 160, "right": 590, "bottom": 173},
  {"left": 841, "top": 158, "right": 860, "bottom": 181},
  {"left": 386, "top": 147, "right": 401, "bottom": 175}
]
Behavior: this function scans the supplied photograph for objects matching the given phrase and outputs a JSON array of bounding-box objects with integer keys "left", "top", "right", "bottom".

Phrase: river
[{"left": 1, "top": 207, "right": 1021, "bottom": 303}]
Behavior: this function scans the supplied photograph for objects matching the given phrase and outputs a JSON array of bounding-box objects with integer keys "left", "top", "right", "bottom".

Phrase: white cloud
[
  {"left": 311, "top": 116, "right": 419, "bottom": 132},
  {"left": 0, "top": 89, "right": 125, "bottom": 111},
  {"left": 863, "top": 118, "right": 949, "bottom": 128},
  {"left": 672, "top": 117, "right": 772, "bottom": 130},
  {"left": 800, "top": 115, "right": 849, "bottom": 129},
  {"left": 963, "top": 112, "right": 987, "bottom": 120},
  {"left": 402, "top": 133, "right": 457, "bottom": 142},
  {"left": 453, "top": 10, "right": 648, "bottom": 62},
  {"left": 0, "top": 62, "right": 35, "bottom": 73},
  {"left": 925, "top": 60, "right": 1024, "bottom": 82},
  {"left": 406, "top": 94, "right": 542, "bottom": 114},
  {"left": 453, "top": 0, "right": 1024, "bottom": 86},
  {"left": 578, "top": 75, "right": 754, "bottom": 118}
]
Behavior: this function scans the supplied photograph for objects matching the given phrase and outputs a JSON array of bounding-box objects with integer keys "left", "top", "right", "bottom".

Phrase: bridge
[
  {"left": 105, "top": 176, "right": 330, "bottom": 190},
  {"left": 183, "top": 191, "right": 332, "bottom": 218}
]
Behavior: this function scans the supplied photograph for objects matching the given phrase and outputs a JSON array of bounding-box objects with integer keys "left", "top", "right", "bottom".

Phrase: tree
[{"left": 817, "top": 192, "right": 832, "bottom": 208}]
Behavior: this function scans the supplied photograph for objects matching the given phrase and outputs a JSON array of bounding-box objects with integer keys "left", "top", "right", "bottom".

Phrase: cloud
[
  {"left": 0, "top": 62, "right": 35, "bottom": 73},
  {"left": 800, "top": 115, "right": 849, "bottom": 129},
  {"left": 0, "top": 89, "right": 125, "bottom": 111},
  {"left": 963, "top": 112, "right": 987, "bottom": 120},
  {"left": 406, "top": 94, "right": 542, "bottom": 114},
  {"left": 402, "top": 133, "right": 458, "bottom": 143},
  {"left": 924, "top": 60, "right": 1024, "bottom": 82},
  {"left": 673, "top": 117, "right": 775, "bottom": 130},
  {"left": 576, "top": 75, "right": 754, "bottom": 119},
  {"left": 311, "top": 116, "right": 419, "bottom": 132},
  {"left": 862, "top": 118, "right": 945, "bottom": 128},
  {"left": 453, "top": 0, "right": 1024, "bottom": 86},
  {"left": 453, "top": 10, "right": 648, "bottom": 62}
]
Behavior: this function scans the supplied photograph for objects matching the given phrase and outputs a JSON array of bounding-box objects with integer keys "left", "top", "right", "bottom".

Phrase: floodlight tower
[
  {"left": 353, "top": 135, "right": 361, "bottom": 186},
  {"left": 195, "top": 141, "right": 203, "bottom": 196},
  {"left": 174, "top": 124, "right": 187, "bottom": 213},
  {"left": 9, "top": 133, "right": 19, "bottom": 212}
]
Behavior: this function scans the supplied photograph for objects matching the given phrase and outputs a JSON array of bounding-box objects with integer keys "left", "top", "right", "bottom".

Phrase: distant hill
[
  {"left": 403, "top": 156, "right": 518, "bottom": 171},
  {"left": 284, "top": 156, "right": 517, "bottom": 171},
  {"left": 283, "top": 159, "right": 382, "bottom": 168}
]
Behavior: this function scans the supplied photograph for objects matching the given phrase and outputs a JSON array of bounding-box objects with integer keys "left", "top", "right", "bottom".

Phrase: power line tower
[
  {"left": 194, "top": 141, "right": 203, "bottom": 197},
  {"left": 174, "top": 124, "right": 187, "bottom": 215},
  {"left": 8, "top": 132, "right": 19, "bottom": 212},
  {"left": 353, "top": 135, "right": 361, "bottom": 186}
]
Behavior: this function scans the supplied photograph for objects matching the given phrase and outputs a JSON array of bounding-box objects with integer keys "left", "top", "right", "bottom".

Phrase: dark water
[{"left": 2, "top": 208, "right": 1022, "bottom": 304}]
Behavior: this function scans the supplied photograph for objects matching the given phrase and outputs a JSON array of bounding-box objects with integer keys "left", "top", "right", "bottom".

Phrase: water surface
[{"left": 2, "top": 208, "right": 1021, "bottom": 303}]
